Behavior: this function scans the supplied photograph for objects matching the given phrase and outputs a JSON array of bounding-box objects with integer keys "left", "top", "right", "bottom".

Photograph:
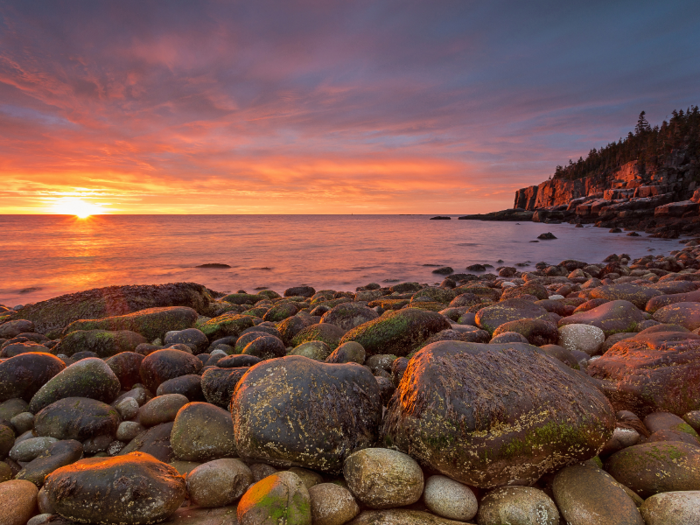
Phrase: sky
[{"left": 1, "top": 1, "right": 699, "bottom": 214}]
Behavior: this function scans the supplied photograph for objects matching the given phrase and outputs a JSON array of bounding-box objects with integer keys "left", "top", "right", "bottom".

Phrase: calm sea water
[{"left": 0, "top": 215, "right": 680, "bottom": 306}]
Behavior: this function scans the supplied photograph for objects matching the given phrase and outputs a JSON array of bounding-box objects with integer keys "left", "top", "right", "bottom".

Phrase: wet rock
[
  {"left": 9, "top": 436, "right": 56, "bottom": 462},
  {"left": 491, "top": 318, "right": 559, "bottom": 345},
  {"left": 320, "top": 303, "right": 379, "bottom": 333},
  {"left": 559, "top": 300, "right": 645, "bottom": 336},
  {"left": 0, "top": 319, "right": 36, "bottom": 338},
  {"left": 105, "top": 352, "right": 144, "bottom": 390},
  {"left": 250, "top": 463, "right": 278, "bottom": 482},
  {"left": 653, "top": 302, "right": 700, "bottom": 330},
  {"left": 589, "top": 284, "right": 662, "bottom": 310},
  {"left": 11, "top": 411, "right": 35, "bottom": 435},
  {"left": 290, "top": 341, "right": 332, "bottom": 360},
  {"left": 475, "top": 299, "right": 550, "bottom": 335},
  {"left": 285, "top": 286, "right": 316, "bottom": 298},
  {"left": 0, "top": 341, "right": 50, "bottom": 358},
  {"left": 0, "top": 353, "right": 65, "bottom": 402},
  {"left": 343, "top": 448, "right": 423, "bottom": 509},
  {"left": 490, "top": 331, "right": 528, "bottom": 343},
  {"left": 118, "top": 422, "right": 174, "bottom": 463},
  {"left": 291, "top": 323, "right": 345, "bottom": 351},
  {"left": 645, "top": 412, "right": 700, "bottom": 444},
  {"left": 640, "top": 491, "right": 700, "bottom": 525},
  {"left": 115, "top": 396, "right": 140, "bottom": 420},
  {"left": 15, "top": 439, "right": 83, "bottom": 487},
  {"left": 164, "top": 328, "right": 209, "bottom": 354},
  {"left": 201, "top": 367, "right": 248, "bottom": 409},
  {"left": 156, "top": 374, "right": 205, "bottom": 401},
  {"left": 325, "top": 341, "right": 366, "bottom": 364},
  {"left": 552, "top": 464, "right": 643, "bottom": 525},
  {"left": 0, "top": 479, "right": 38, "bottom": 525},
  {"left": 340, "top": 308, "right": 450, "bottom": 357},
  {"left": 309, "top": 483, "right": 360, "bottom": 525},
  {"left": 423, "top": 475, "right": 477, "bottom": 521},
  {"left": 29, "top": 358, "right": 121, "bottom": 413},
  {"left": 53, "top": 330, "right": 147, "bottom": 358},
  {"left": 117, "top": 421, "right": 145, "bottom": 442},
  {"left": 186, "top": 458, "right": 253, "bottom": 508},
  {"left": 0, "top": 398, "right": 30, "bottom": 421},
  {"left": 64, "top": 306, "right": 199, "bottom": 342},
  {"left": 237, "top": 471, "right": 311, "bottom": 525},
  {"left": 606, "top": 441, "right": 700, "bottom": 498},
  {"left": 233, "top": 356, "right": 381, "bottom": 473},
  {"left": 197, "top": 313, "right": 256, "bottom": 340},
  {"left": 646, "top": 289, "right": 700, "bottom": 314},
  {"left": 139, "top": 349, "right": 203, "bottom": 394},
  {"left": 277, "top": 316, "right": 311, "bottom": 346},
  {"left": 44, "top": 452, "right": 186, "bottom": 525},
  {"left": 588, "top": 330, "right": 700, "bottom": 416},
  {"left": 171, "top": 402, "right": 237, "bottom": 461},
  {"left": 139, "top": 394, "right": 189, "bottom": 427},
  {"left": 242, "top": 335, "right": 287, "bottom": 360},
  {"left": 477, "top": 486, "right": 559, "bottom": 525},
  {"left": 500, "top": 282, "right": 549, "bottom": 301},
  {"left": 35, "top": 397, "right": 120, "bottom": 441},
  {"left": 262, "top": 302, "right": 299, "bottom": 322},
  {"left": 558, "top": 324, "right": 606, "bottom": 356},
  {"left": 382, "top": 341, "right": 615, "bottom": 488}
]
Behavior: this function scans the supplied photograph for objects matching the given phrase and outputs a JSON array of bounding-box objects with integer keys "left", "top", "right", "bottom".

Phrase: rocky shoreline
[{"left": 2, "top": 248, "right": 700, "bottom": 524}]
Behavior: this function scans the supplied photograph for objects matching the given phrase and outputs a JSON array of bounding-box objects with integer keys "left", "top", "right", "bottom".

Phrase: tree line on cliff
[{"left": 553, "top": 106, "right": 700, "bottom": 181}]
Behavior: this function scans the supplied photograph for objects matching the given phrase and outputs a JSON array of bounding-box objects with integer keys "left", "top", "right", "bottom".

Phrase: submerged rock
[
  {"left": 232, "top": 356, "right": 382, "bottom": 472},
  {"left": 381, "top": 340, "right": 615, "bottom": 488}
]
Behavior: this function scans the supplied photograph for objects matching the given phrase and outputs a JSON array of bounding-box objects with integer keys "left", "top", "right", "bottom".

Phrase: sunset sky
[{"left": 1, "top": 1, "right": 699, "bottom": 214}]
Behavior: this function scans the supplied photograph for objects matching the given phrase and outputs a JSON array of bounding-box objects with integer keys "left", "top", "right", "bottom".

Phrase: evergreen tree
[{"left": 635, "top": 111, "right": 651, "bottom": 135}]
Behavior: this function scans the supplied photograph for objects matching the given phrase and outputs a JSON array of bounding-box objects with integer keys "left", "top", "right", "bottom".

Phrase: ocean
[{"left": 0, "top": 215, "right": 680, "bottom": 306}]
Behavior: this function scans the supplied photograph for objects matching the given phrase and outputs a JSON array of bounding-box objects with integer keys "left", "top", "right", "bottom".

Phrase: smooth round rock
[
  {"left": 44, "top": 452, "right": 186, "bottom": 525},
  {"left": 106, "top": 352, "right": 144, "bottom": 391},
  {"left": 423, "top": 475, "right": 477, "bottom": 521},
  {"left": 9, "top": 436, "right": 58, "bottom": 462},
  {"left": 290, "top": 341, "right": 332, "bottom": 361},
  {"left": 11, "top": 412, "right": 35, "bottom": 435},
  {"left": 640, "top": 491, "right": 700, "bottom": 525},
  {"left": 186, "top": 458, "right": 253, "bottom": 508},
  {"left": 171, "top": 402, "right": 237, "bottom": 461},
  {"left": 0, "top": 353, "right": 66, "bottom": 403},
  {"left": 114, "top": 397, "right": 139, "bottom": 420},
  {"left": 0, "top": 479, "right": 39, "bottom": 525},
  {"left": 558, "top": 324, "right": 606, "bottom": 356},
  {"left": 343, "top": 448, "right": 424, "bottom": 509},
  {"left": 117, "top": 421, "right": 146, "bottom": 442},
  {"left": 118, "top": 422, "right": 174, "bottom": 463},
  {"left": 325, "top": 341, "right": 366, "bottom": 364},
  {"left": 477, "top": 486, "right": 559, "bottom": 525},
  {"left": 15, "top": 439, "right": 84, "bottom": 487},
  {"left": 552, "top": 464, "right": 644, "bottom": 525},
  {"left": 164, "top": 328, "right": 209, "bottom": 354},
  {"left": 34, "top": 397, "right": 120, "bottom": 441},
  {"left": 242, "top": 335, "right": 288, "bottom": 360},
  {"left": 237, "top": 471, "right": 311, "bottom": 525},
  {"left": 139, "top": 349, "right": 203, "bottom": 394},
  {"left": 28, "top": 358, "right": 121, "bottom": 413},
  {"left": 138, "top": 394, "right": 188, "bottom": 427},
  {"left": 0, "top": 424, "right": 14, "bottom": 459},
  {"left": 156, "top": 374, "right": 206, "bottom": 401},
  {"left": 309, "top": 483, "right": 360, "bottom": 525}
]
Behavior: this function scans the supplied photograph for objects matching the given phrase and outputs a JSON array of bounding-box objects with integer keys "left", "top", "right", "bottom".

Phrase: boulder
[
  {"left": 201, "top": 367, "right": 248, "bottom": 408},
  {"left": 277, "top": 316, "right": 311, "bottom": 346},
  {"left": 139, "top": 394, "right": 189, "bottom": 427},
  {"left": 588, "top": 330, "right": 700, "bottom": 416},
  {"left": 653, "top": 302, "right": 700, "bottom": 330},
  {"left": 589, "top": 284, "right": 662, "bottom": 310},
  {"left": 320, "top": 303, "right": 379, "bottom": 332},
  {"left": 0, "top": 341, "right": 50, "bottom": 358},
  {"left": 558, "top": 324, "right": 606, "bottom": 356},
  {"left": 34, "top": 397, "right": 120, "bottom": 441},
  {"left": 343, "top": 448, "right": 423, "bottom": 509},
  {"left": 491, "top": 318, "right": 559, "bottom": 346},
  {"left": 29, "top": 358, "right": 121, "bottom": 413},
  {"left": 241, "top": 335, "right": 287, "bottom": 360},
  {"left": 640, "top": 491, "right": 700, "bottom": 525},
  {"left": 423, "top": 475, "right": 478, "bottom": 522},
  {"left": 171, "top": 402, "right": 237, "bottom": 461},
  {"left": 552, "top": 464, "right": 644, "bottom": 525},
  {"left": 0, "top": 319, "right": 36, "bottom": 338},
  {"left": 325, "top": 341, "right": 366, "bottom": 364},
  {"left": 339, "top": 308, "right": 451, "bottom": 357},
  {"left": 156, "top": 374, "right": 205, "bottom": 401},
  {"left": 558, "top": 300, "right": 645, "bottom": 336},
  {"left": 381, "top": 341, "right": 615, "bottom": 488},
  {"left": 139, "top": 349, "right": 203, "bottom": 394},
  {"left": 118, "top": 422, "right": 174, "bottom": 463},
  {"left": 262, "top": 302, "right": 299, "bottom": 322},
  {"left": 291, "top": 323, "right": 345, "bottom": 351},
  {"left": 290, "top": 341, "right": 332, "bottom": 361},
  {"left": 0, "top": 353, "right": 65, "bottom": 402},
  {"left": 163, "top": 328, "right": 209, "bottom": 354},
  {"left": 64, "top": 306, "right": 198, "bottom": 342},
  {"left": 52, "top": 330, "right": 147, "bottom": 358},
  {"left": 44, "top": 452, "right": 186, "bottom": 525},
  {"left": 0, "top": 479, "right": 38, "bottom": 525},
  {"left": 284, "top": 286, "right": 316, "bottom": 298},
  {"left": 646, "top": 289, "right": 700, "bottom": 313},
  {"left": 105, "top": 351, "right": 144, "bottom": 390},
  {"left": 15, "top": 439, "right": 83, "bottom": 487},
  {"left": 237, "top": 471, "right": 311, "bottom": 525},
  {"left": 197, "top": 313, "right": 256, "bottom": 340},
  {"left": 308, "top": 483, "right": 360, "bottom": 525},
  {"left": 477, "top": 486, "right": 559, "bottom": 525},
  {"left": 346, "top": 509, "right": 469, "bottom": 525},
  {"left": 186, "top": 458, "right": 253, "bottom": 508},
  {"left": 475, "top": 299, "right": 550, "bottom": 335},
  {"left": 232, "top": 356, "right": 382, "bottom": 472}
]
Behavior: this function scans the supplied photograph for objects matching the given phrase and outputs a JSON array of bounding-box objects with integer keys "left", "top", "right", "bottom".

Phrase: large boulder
[
  {"left": 232, "top": 356, "right": 382, "bottom": 473},
  {"left": 29, "top": 358, "right": 121, "bottom": 413},
  {"left": 0, "top": 353, "right": 65, "bottom": 402},
  {"left": 558, "top": 300, "right": 645, "bottom": 336},
  {"left": 197, "top": 313, "right": 256, "bottom": 340},
  {"left": 44, "top": 452, "right": 186, "bottom": 525},
  {"left": 381, "top": 341, "right": 615, "bottom": 488},
  {"left": 339, "top": 308, "right": 451, "bottom": 357},
  {"left": 171, "top": 402, "right": 237, "bottom": 461},
  {"left": 35, "top": 397, "right": 120, "bottom": 441},
  {"left": 64, "top": 306, "right": 198, "bottom": 341},
  {"left": 588, "top": 330, "right": 700, "bottom": 416},
  {"left": 139, "top": 349, "right": 203, "bottom": 394},
  {"left": 291, "top": 323, "right": 345, "bottom": 351},
  {"left": 475, "top": 299, "right": 550, "bottom": 335},
  {"left": 589, "top": 284, "right": 662, "bottom": 310},
  {"left": 7, "top": 283, "right": 212, "bottom": 338},
  {"left": 53, "top": 330, "right": 147, "bottom": 357}
]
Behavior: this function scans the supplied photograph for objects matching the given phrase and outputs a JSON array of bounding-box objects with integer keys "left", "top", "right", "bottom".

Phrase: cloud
[{"left": 0, "top": 0, "right": 699, "bottom": 213}]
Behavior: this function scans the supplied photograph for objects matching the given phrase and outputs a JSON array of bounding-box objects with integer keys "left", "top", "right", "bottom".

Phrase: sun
[{"left": 50, "top": 197, "right": 105, "bottom": 218}]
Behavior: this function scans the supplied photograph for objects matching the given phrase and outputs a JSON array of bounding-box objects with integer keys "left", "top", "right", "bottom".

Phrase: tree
[{"left": 635, "top": 111, "right": 651, "bottom": 135}]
